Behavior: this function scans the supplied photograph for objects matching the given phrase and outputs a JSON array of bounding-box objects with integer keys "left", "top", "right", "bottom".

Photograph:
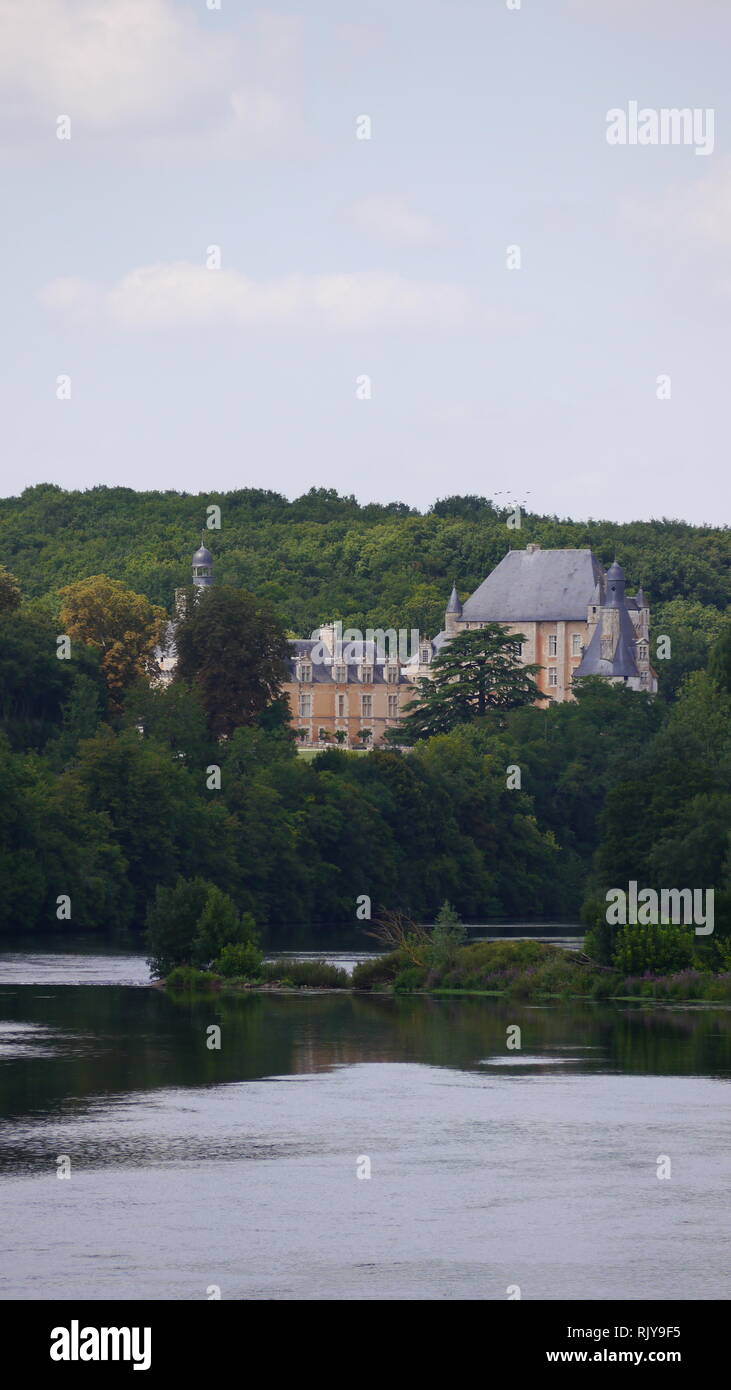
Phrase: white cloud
[
  {"left": 348, "top": 195, "right": 438, "bottom": 246},
  {"left": 627, "top": 159, "right": 731, "bottom": 252},
  {"left": 624, "top": 160, "right": 731, "bottom": 294},
  {"left": 0, "top": 0, "right": 302, "bottom": 151},
  {"left": 39, "top": 262, "right": 472, "bottom": 332}
]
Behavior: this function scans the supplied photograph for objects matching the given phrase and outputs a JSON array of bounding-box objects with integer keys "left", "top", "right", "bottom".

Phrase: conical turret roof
[{"left": 446, "top": 584, "right": 462, "bottom": 615}]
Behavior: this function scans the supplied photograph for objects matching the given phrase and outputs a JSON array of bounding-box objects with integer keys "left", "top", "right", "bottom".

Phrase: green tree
[
  {"left": 73, "top": 727, "right": 240, "bottom": 919},
  {"left": 144, "top": 876, "right": 211, "bottom": 977},
  {"left": 428, "top": 900, "right": 468, "bottom": 972},
  {"left": 709, "top": 625, "right": 731, "bottom": 695},
  {"left": 145, "top": 878, "right": 257, "bottom": 975},
  {"left": 48, "top": 673, "right": 102, "bottom": 770},
  {"left": 192, "top": 885, "right": 252, "bottom": 966},
  {"left": 174, "top": 585, "right": 289, "bottom": 738},
  {"left": 392, "top": 624, "right": 544, "bottom": 742},
  {"left": 0, "top": 610, "right": 104, "bottom": 751}
]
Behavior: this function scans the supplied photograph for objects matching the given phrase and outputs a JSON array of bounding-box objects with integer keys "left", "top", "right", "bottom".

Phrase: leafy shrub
[
  {"left": 193, "top": 892, "right": 258, "bottom": 968},
  {"left": 582, "top": 898, "right": 614, "bottom": 965},
  {"left": 351, "top": 951, "right": 405, "bottom": 990},
  {"left": 145, "top": 877, "right": 257, "bottom": 977},
  {"left": 212, "top": 941, "right": 263, "bottom": 978},
  {"left": 612, "top": 922, "right": 694, "bottom": 976},
  {"left": 258, "top": 959, "right": 350, "bottom": 988},
  {"left": 522, "top": 958, "right": 582, "bottom": 997},
  {"left": 393, "top": 965, "right": 426, "bottom": 992},
  {"left": 165, "top": 965, "right": 217, "bottom": 991}
]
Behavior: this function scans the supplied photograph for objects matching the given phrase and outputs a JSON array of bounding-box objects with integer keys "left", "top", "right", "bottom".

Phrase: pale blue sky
[{"left": 1, "top": 0, "right": 730, "bottom": 523}]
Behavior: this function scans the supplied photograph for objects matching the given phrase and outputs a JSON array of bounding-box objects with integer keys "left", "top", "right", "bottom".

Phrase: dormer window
[
  {"left": 386, "top": 664, "right": 399, "bottom": 683},
  {"left": 299, "top": 663, "right": 312, "bottom": 683},
  {"left": 360, "top": 664, "right": 373, "bottom": 684},
  {"left": 333, "top": 664, "right": 347, "bottom": 683},
  {"left": 638, "top": 643, "right": 648, "bottom": 662},
  {"left": 420, "top": 644, "right": 430, "bottom": 664}
]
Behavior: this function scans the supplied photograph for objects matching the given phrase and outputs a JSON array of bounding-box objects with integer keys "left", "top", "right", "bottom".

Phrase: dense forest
[
  {"left": 3, "top": 483, "right": 730, "bottom": 689},
  {"left": 0, "top": 485, "right": 729, "bottom": 965}
]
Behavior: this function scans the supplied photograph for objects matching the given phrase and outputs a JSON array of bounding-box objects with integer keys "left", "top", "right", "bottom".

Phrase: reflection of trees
[
  {"left": 604, "top": 1008, "right": 731, "bottom": 1076},
  {"left": 2, "top": 989, "right": 730, "bottom": 1168}
]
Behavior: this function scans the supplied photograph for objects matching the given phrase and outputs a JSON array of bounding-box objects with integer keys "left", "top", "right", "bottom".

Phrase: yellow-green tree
[
  {"left": 59, "top": 575, "right": 166, "bottom": 712},
  {"left": 0, "top": 564, "right": 21, "bottom": 615}
]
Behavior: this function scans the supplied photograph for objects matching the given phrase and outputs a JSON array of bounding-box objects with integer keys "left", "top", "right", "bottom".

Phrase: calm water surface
[{"left": 1, "top": 939, "right": 729, "bottom": 1301}]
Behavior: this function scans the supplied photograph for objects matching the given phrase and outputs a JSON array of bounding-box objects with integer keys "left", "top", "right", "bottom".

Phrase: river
[{"left": 1, "top": 935, "right": 729, "bottom": 1301}]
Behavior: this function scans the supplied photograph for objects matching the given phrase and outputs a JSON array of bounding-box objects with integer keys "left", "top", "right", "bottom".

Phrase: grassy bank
[
  {"left": 164, "top": 959, "right": 351, "bottom": 992},
  {"left": 350, "top": 939, "right": 731, "bottom": 1003},
  {"left": 162, "top": 940, "right": 731, "bottom": 1004}
]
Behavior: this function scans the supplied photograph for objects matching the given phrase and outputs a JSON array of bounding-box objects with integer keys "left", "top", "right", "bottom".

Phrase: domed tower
[
  {"left": 604, "top": 559, "right": 626, "bottom": 608},
  {"left": 192, "top": 534, "right": 214, "bottom": 589}
]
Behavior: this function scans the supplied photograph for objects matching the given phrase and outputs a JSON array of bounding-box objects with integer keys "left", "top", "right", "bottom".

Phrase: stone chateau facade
[
  {"left": 438, "top": 544, "right": 657, "bottom": 704},
  {"left": 157, "top": 540, "right": 657, "bottom": 744}
]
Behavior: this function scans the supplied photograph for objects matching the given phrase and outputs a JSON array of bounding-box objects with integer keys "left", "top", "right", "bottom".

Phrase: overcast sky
[{"left": 1, "top": 0, "right": 730, "bottom": 524}]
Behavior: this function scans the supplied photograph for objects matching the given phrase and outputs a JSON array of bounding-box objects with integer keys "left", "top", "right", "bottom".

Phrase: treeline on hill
[
  {"left": 2, "top": 483, "right": 730, "bottom": 699},
  {"left": 0, "top": 486, "right": 729, "bottom": 959}
]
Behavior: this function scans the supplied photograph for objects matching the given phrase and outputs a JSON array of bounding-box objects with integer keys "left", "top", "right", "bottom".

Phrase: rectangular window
[
  {"left": 386, "top": 664, "right": 399, "bottom": 683},
  {"left": 548, "top": 635, "right": 557, "bottom": 657},
  {"left": 299, "top": 694, "right": 312, "bottom": 716},
  {"left": 388, "top": 694, "right": 398, "bottom": 718},
  {"left": 300, "top": 663, "right": 312, "bottom": 683},
  {"left": 334, "top": 664, "right": 347, "bottom": 683},
  {"left": 362, "top": 695, "right": 372, "bottom": 717},
  {"left": 572, "top": 634, "right": 582, "bottom": 656},
  {"left": 360, "top": 665, "right": 373, "bottom": 684},
  {"left": 337, "top": 695, "right": 345, "bottom": 717},
  {"left": 548, "top": 669, "right": 558, "bottom": 688},
  {"left": 638, "top": 644, "right": 648, "bottom": 661}
]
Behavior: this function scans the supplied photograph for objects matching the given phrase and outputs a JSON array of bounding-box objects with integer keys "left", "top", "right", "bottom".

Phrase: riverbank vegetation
[
  {"left": 347, "top": 905, "right": 731, "bottom": 1002},
  {"left": 0, "top": 487, "right": 730, "bottom": 983},
  {"left": 157, "top": 901, "right": 731, "bottom": 1005}
]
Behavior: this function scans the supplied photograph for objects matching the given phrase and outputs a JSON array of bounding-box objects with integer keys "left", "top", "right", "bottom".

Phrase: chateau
[
  {"left": 158, "top": 540, "right": 657, "bottom": 743},
  {"left": 435, "top": 544, "right": 657, "bottom": 704}
]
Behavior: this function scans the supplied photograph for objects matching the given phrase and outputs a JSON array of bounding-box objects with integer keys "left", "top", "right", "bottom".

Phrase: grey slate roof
[
  {"left": 460, "top": 548, "right": 605, "bottom": 622},
  {"left": 446, "top": 584, "right": 462, "bottom": 615},
  {"left": 287, "top": 638, "right": 413, "bottom": 685},
  {"left": 573, "top": 603, "right": 639, "bottom": 680}
]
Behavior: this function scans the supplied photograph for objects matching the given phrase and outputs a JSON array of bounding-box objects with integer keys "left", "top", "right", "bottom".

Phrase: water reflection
[
  {"left": 1, "top": 986, "right": 731, "bottom": 1151},
  {"left": 1, "top": 979, "right": 730, "bottom": 1301}
]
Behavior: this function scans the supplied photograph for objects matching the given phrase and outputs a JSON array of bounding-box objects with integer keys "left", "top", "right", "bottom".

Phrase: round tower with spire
[{"left": 191, "top": 533, "right": 214, "bottom": 588}]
